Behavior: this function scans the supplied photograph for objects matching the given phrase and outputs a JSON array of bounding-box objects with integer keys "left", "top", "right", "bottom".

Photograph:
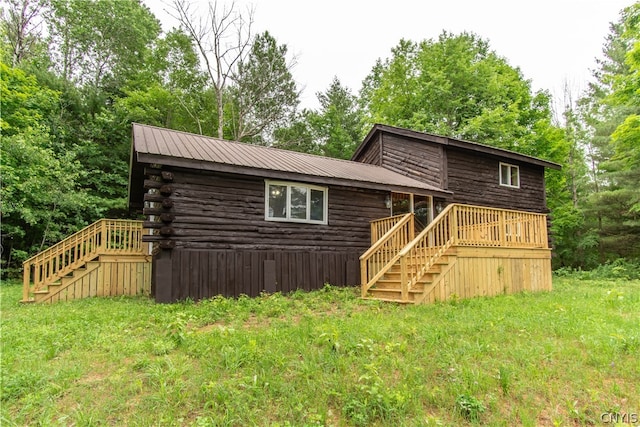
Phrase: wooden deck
[
  {"left": 361, "top": 204, "right": 552, "bottom": 304},
  {"left": 22, "top": 219, "right": 151, "bottom": 303}
]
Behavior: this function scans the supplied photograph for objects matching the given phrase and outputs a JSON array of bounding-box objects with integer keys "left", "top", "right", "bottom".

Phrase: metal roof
[{"left": 131, "top": 123, "right": 451, "bottom": 196}]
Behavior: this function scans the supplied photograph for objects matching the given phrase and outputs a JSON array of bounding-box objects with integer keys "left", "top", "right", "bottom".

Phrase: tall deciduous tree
[
  {"left": 47, "top": 0, "right": 160, "bottom": 90},
  {"left": 360, "top": 32, "right": 553, "bottom": 155},
  {"left": 0, "top": 0, "right": 47, "bottom": 66},
  {"left": 116, "top": 29, "right": 211, "bottom": 134},
  {"left": 0, "top": 63, "right": 97, "bottom": 272},
  {"left": 170, "top": 0, "right": 253, "bottom": 139}
]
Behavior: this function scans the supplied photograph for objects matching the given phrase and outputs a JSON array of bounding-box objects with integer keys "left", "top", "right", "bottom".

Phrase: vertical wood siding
[
  {"left": 165, "top": 249, "right": 360, "bottom": 300},
  {"left": 421, "top": 247, "right": 552, "bottom": 304},
  {"left": 37, "top": 256, "right": 151, "bottom": 303}
]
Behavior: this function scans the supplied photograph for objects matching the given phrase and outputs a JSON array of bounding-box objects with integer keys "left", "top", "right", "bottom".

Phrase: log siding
[
  {"left": 155, "top": 168, "right": 389, "bottom": 251},
  {"left": 446, "top": 147, "right": 547, "bottom": 213},
  {"left": 379, "top": 134, "right": 444, "bottom": 188},
  {"left": 354, "top": 131, "right": 548, "bottom": 214}
]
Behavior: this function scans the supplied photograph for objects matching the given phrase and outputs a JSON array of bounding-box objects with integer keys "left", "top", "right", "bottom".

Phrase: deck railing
[
  {"left": 362, "top": 204, "right": 550, "bottom": 302},
  {"left": 23, "top": 219, "right": 145, "bottom": 301},
  {"left": 360, "top": 213, "right": 414, "bottom": 297},
  {"left": 454, "top": 204, "right": 548, "bottom": 248}
]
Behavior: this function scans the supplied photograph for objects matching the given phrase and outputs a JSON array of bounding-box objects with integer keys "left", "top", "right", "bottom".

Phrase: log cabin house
[{"left": 22, "top": 123, "right": 560, "bottom": 304}]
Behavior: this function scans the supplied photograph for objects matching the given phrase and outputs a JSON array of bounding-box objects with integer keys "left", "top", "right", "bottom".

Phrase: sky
[{"left": 145, "top": 0, "right": 634, "bottom": 112}]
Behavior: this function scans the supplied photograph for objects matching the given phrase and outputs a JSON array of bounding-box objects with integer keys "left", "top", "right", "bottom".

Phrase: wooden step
[
  {"left": 33, "top": 281, "right": 62, "bottom": 295},
  {"left": 375, "top": 276, "right": 432, "bottom": 288},
  {"left": 362, "top": 296, "right": 413, "bottom": 304},
  {"left": 365, "top": 288, "right": 423, "bottom": 303},
  {"left": 386, "top": 264, "right": 442, "bottom": 276}
]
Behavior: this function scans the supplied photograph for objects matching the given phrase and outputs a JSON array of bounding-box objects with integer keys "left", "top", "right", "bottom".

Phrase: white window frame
[
  {"left": 499, "top": 162, "right": 520, "bottom": 188},
  {"left": 264, "top": 180, "right": 328, "bottom": 225}
]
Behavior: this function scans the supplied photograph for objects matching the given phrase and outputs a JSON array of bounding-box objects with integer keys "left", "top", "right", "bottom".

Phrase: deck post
[
  {"left": 153, "top": 248, "right": 174, "bottom": 303},
  {"left": 499, "top": 210, "right": 507, "bottom": 246},
  {"left": 23, "top": 262, "right": 31, "bottom": 302},
  {"left": 100, "top": 220, "right": 107, "bottom": 252},
  {"left": 360, "top": 259, "right": 367, "bottom": 298},
  {"left": 451, "top": 205, "right": 459, "bottom": 244},
  {"left": 409, "top": 214, "right": 415, "bottom": 241},
  {"left": 400, "top": 255, "right": 408, "bottom": 302}
]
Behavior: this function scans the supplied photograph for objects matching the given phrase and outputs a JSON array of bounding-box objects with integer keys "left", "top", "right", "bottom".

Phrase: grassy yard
[{"left": 1, "top": 277, "right": 638, "bottom": 426}]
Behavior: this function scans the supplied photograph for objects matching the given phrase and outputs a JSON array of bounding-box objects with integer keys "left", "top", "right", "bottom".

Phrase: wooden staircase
[
  {"left": 361, "top": 204, "right": 549, "bottom": 304},
  {"left": 22, "top": 219, "right": 151, "bottom": 303},
  {"left": 364, "top": 250, "right": 457, "bottom": 303}
]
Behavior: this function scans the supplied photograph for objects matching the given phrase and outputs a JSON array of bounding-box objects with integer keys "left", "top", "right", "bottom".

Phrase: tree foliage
[
  {"left": 273, "top": 77, "right": 363, "bottom": 159},
  {"left": 575, "top": 3, "right": 640, "bottom": 264},
  {"left": 360, "top": 32, "right": 553, "bottom": 155},
  {"left": 228, "top": 31, "right": 299, "bottom": 143}
]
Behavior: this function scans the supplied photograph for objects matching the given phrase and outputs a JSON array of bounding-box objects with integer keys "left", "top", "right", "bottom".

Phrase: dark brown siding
[
  {"left": 149, "top": 168, "right": 389, "bottom": 301},
  {"left": 166, "top": 249, "right": 360, "bottom": 300},
  {"left": 165, "top": 168, "right": 389, "bottom": 250},
  {"left": 446, "top": 147, "right": 547, "bottom": 213},
  {"left": 352, "top": 134, "right": 382, "bottom": 166},
  {"left": 380, "top": 134, "right": 444, "bottom": 189}
]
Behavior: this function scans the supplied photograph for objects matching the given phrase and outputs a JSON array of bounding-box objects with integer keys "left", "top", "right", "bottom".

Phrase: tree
[
  {"left": 46, "top": 0, "right": 161, "bottom": 90},
  {"left": 272, "top": 77, "right": 363, "bottom": 158},
  {"left": 272, "top": 115, "right": 319, "bottom": 154},
  {"left": 169, "top": 0, "right": 253, "bottom": 138},
  {"left": 227, "top": 31, "right": 299, "bottom": 143},
  {"left": 116, "top": 29, "right": 211, "bottom": 134},
  {"left": 578, "top": 3, "right": 640, "bottom": 262},
  {"left": 360, "top": 32, "right": 553, "bottom": 155},
  {"left": 0, "top": 63, "right": 98, "bottom": 273},
  {"left": 0, "top": 0, "right": 47, "bottom": 66},
  {"left": 307, "top": 76, "right": 363, "bottom": 159}
]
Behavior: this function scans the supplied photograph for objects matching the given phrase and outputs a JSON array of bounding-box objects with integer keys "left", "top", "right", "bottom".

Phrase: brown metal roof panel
[
  {"left": 131, "top": 123, "right": 450, "bottom": 194},
  {"left": 152, "top": 126, "right": 176, "bottom": 157},
  {"left": 180, "top": 133, "right": 205, "bottom": 160}
]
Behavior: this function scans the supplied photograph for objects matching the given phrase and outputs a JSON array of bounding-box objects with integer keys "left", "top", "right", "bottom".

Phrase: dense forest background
[{"left": 1, "top": 0, "right": 639, "bottom": 275}]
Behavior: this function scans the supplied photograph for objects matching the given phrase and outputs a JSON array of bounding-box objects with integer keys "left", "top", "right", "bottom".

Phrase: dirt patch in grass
[{"left": 76, "top": 371, "right": 108, "bottom": 385}]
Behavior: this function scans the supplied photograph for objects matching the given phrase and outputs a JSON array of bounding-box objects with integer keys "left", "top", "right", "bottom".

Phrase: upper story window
[
  {"left": 265, "top": 180, "right": 328, "bottom": 224},
  {"left": 499, "top": 162, "right": 520, "bottom": 188}
]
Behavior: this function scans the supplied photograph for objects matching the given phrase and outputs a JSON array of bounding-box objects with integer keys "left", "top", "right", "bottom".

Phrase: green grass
[{"left": 1, "top": 277, "right": 639, "bottom": 426}]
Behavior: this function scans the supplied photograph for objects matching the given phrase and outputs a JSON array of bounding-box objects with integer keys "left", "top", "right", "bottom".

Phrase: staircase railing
[
  {"left": 360, "top": 213, "right": 414, "bottom": 297},
  {"left": 22, "top": 219, "right": 146, "bottom": 301},
  {"left": 369, "top": 214, "right": 408, "bottom": 244},
  {"left": 398, "top": 204, "right": 457, "bottom": 301}
]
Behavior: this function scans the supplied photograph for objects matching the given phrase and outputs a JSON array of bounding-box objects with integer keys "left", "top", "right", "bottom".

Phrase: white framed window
[
  {"left": 499, "top": 162, "right": 520, "bottom": 188},
  {"left": 265, "top": 180, "right": 328, "bottom": 225}
]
